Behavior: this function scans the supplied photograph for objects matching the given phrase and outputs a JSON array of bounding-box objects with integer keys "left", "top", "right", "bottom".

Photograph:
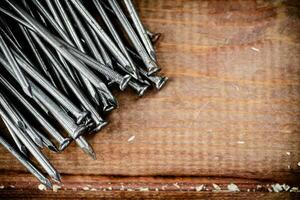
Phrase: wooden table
[{"left": 0, "top": 0, "right": 299, "bottom": 199}]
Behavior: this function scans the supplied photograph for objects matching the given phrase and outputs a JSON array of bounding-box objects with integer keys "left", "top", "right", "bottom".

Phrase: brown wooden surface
[{"left": 0, "top": 0, "right": 300, "bottom": 199}]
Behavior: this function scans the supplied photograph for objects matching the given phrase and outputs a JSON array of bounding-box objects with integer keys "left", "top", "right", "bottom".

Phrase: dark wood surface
[{"left": 0, "top": 0, "right": 300, "bottom": 199}]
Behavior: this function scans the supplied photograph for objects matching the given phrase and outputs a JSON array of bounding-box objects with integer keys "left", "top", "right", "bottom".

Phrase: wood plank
[
  {"left": 0, "top": 174, "right": 299, "bottom": 199},
  {"left": 0, "top": 0, "right": 299, "bottom": 198}
]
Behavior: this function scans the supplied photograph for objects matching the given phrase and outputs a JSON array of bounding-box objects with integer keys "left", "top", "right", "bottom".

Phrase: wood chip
[
  {"left": 271, "top": 184, "right": 283, "bottom": 192},
  {"left": 227, "top": 183, "right": 240, "bottom": 192},
  {"left": 251, "top": 47, "right": 260, "bottom": 52},
  {"left": 195, "top": 185, "right": 204, "bottom": 192},
  {"left": 139, "top": 187, "right": 149, "bottom": 191},
  {"left": 38, "top": 184, "right": 47, "bottom": 191},
  {"left": 212, "top": 184, "right": 221, "bottom": 191},
  {"left": 128, "top": 136, "right": 135, "bottom": 142},
  {"left": 52, "top": 184, "right": 61, "bottom": 192}
]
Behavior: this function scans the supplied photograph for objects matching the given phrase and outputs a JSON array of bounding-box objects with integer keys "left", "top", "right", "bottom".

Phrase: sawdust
[
  {"left": 195, "top": 185, "right": 204, "bottom": 192},
  {"left": 212, "top": 184, "right": 221, "bottom": 191},
  {"left": 52, "top": 184, "right": 61, "bottom": 192},
  {"left": 38, "top": 184, "right": 47, "bottom": 191},
  {"left": 227, "top": 183, "right": 240, "bottom": 192},
  {"left": 271, "top": 184, "right": 283, "bottom": 192},
  {"left": 128, "top": 136, "right": 135, "bottom": 142}
]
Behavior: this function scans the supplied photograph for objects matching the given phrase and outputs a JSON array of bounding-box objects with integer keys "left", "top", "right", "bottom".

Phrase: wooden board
[{"left": 0, "top": 0, "right": 300, "bottom": 199}]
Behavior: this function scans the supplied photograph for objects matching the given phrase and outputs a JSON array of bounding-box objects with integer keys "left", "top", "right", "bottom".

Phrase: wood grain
[{"left": 0, "top": 0, "right": 300, "bottom": 198}]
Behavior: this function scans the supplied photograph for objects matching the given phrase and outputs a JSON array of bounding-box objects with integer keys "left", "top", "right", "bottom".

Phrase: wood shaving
[
  {"left": 227, "top": 183, "right": 240, "bottom": 192},
  {"left": 271, "top": 184, "right": 283, "bottom": 192},
  {"left": 282, "top": 184, "right": 290, "bottom": 191},
  {"left": 298, "top": 162, "right": 300, "bottom": 167},
  {"left": 91, "top": 188, "right": 97, "bottom": 191},
  {"left": 267, "top": 188, "right": 273, "bottom": 192},
  {"left": 286, "top": 152, "right": 291, "bottom": 156},
  {"left": 212, "top": 184, "right": 221, "bottom": 191},
  {"left": 120, "top": 185, "right": 125, "bottom": 191},
  {"left": 83, "top": 186, "right": 90, "bottom": 191},
  {"left": 195, "top": 185, "right": 204, "bottom": 192},
  {"left": 0, "top": 186, "right": 4, "bottom": 189},
  {"left": 128, "top": 136, "right": 135, "bottom": 142},
  {"left": 257, "top": 185, "right": 262, "bottom": 189},
  {"left": 173, "top": 183, "right": 180, "bottom": 189},
  {"left": 237, "top": 141, "right": 245, "bottom": 144},
  {"left": 38, "top": 184, "right": 47, "bottom": 191},
  {"left": 290, "top": 187, "right": 299, "bottom": 192},
  {"left": 52, "top": 184, "right": 61, "bottom": 192},
  {"left": 139, "top": 187, "right": 149, "bottom": 192},
  {"left": 251, "top": 47, "right": 260, "bottom": 52},
  {"left": 127, "top": 189, "right": 133, "bottom": 191}
]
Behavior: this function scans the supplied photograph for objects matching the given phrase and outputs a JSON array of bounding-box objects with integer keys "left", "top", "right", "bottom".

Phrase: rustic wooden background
[{"left": 0, "top": 0, "right": 300, "bottom": 199}]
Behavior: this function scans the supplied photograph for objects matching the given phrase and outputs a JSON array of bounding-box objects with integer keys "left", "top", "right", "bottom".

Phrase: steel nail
[
  {"left": 31, "top": 0, "right": 73, "bottom": 44},
  {"left": 33, "top": 127, "right": 59, "bottom": 153},
  {"left": 29, "top": 83, "right": 88, "bottom": 140},
  {"left": 146, "top": 29, "right": 161, "bottom": 44},
  {"left": 3, "top": 118, "right": 28, "bottom": 156},
  {"left": 0, "top": 135, "right": 52, "bottom": 188},
  {"left": 0, "top": 107, "right": 61, "bottom": 183},
  {"left": 0, "top": 33, "right": 32, "bottom": 97},
  {"left": 75, "top": 136, "right": 96, "bottom": 160},
  {"left": 69, "top": 0, "right": 136, "bottom": 76},
  {"left": 8, "top": 49, "right": 89, "bottom": 124},
  {"left": 107, "top": 0, "right": 160, "bottom": 75},
  {"left": 31, "top": 33, "right": 108, "bottom": 132},
  {"left": 56, "top": 0, "right": 103, "bottom": 106},
  {"left": 0, "top": 54, "right": 87, "bottom": 139},
  {"left": 0, "top": 6, "right": 118, "bottom": 98},
  {"left": 123, "top": 0, "right": 157, "bottom": 61},
  {"left": 92, "top": 0, "right": 140, "bottom": 79},
  {"left": 0, "top": 73, "right": 71, "bottom": 151}
]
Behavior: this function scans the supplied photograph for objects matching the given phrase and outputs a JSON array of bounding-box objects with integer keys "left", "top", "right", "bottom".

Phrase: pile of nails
[{"left": 0, "top": 0, "right": 167, "bottom": 188}]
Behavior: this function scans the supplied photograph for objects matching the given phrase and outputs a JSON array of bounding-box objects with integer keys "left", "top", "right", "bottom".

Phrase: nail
[
  {"left": 0, "top": 54, "right": 86, "bottom": 139},
  {"left": 34, "top": 128, "right": 59, "bottom": 153},
  {"left": 3, "top": 118, "right": 28, "bottom": 156},
  {"left": 9, "top": 50, "right": 89, "bottom": 124},
  {"left": 30, "top": 83, "right": 88, "bottom": 140},
  {"left": 116, "top": 52, "right": 167, "bottom": 90},
  {"left": 31, "top": 33, "right": 107, "bottom": 132},
  {"left": 128, "top": 80, "right": 149, "bottom": 96},
  {"left": 0, "top": 5, "right": 118, "bottom": 101},
  {"left": 69, "top": 0, "right": 136, "bottom": 77},
  {"left": 123, "top": 0, "right": 157, "bottom": 61},
  {"left": 58, "top": 0, "right": 103, "bottom": 106},
  {"left": 107, "top": 0, "right": 160, "bottom": 75},
  {"left": 19, "top": 25, "right": 55, "bottom": 83},
  {"left": 0, "top": 135, "right": 52, "bottom": 188},
  {"left": 146, "top": 29, "right": 161, "bottom": 44},
  {"left": 0, "top": 107, "right": 61, "bottom": 183},
  {"left": 0, "top": 95, "right": 43, "bottom": 150},
  {"left": 75, "top": 136, "right": 96, "bottom": 160},
  {"left": 87, "top": 25, "right": 113, "bottom": 69},
  {"left": 31, "top": 0, "right": 73, "bottom": 44},
  {"left": 58, "top": 0, "right": 104, "bottom": 65},
  {"left": 140, "top": 68, "right": 169, "bottom": 90},
  {"left": 0, "top": 33, "right": 31, "bottom": 97},
  {"left": 92, "top": 0, "right": 140, "bottom": 79},
  {"left": 60, "top": 41, "right": 131, "bottom": 90}
]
